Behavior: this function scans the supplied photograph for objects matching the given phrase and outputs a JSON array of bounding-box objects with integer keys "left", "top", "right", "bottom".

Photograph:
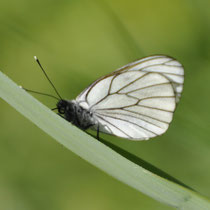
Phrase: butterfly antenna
[
  {"left": 20, "top": 86, "right": 60, "bottom": 100},
  {"left": 34, "top": 56, "right": 62, "bottom": 100}
]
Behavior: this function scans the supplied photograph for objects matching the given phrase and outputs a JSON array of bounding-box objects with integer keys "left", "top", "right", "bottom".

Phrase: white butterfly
[
  {"left": 32, "top": 55, "right": 184, "bottom": 140},
  {"left": 55, "top": 55, "right": 184, "bottom": 140}
]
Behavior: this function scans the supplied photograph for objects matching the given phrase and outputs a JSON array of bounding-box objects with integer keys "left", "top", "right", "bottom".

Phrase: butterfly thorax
[{"left": 57, "top": 99, "right": 95, "bottom": 130}]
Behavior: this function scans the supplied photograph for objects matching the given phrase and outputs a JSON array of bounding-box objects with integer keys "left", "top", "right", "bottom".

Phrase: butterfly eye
[{"left": 59, "top": 107, "right": 65, "bottom": 114}]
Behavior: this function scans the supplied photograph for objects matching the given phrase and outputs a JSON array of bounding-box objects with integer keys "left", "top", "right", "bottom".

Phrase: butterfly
[{"left": 31, "top": 55, "right": 184, "bottom": 140}]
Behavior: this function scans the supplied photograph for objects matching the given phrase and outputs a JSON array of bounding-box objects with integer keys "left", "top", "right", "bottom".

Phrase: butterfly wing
[
  {"left": 115, "top": 55, "right": 184, "bottom": 102},
  {"left": 76, "top": 55, "right": 184, "bottom": 140}
]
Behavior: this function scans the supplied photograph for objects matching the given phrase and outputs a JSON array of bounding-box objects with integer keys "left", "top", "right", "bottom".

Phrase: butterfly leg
[
  {"left": 97, "top": 124, "right": 100, "bottom": 140},
  {"left": 83, "top": 124, "right": 100, "bottom": 140},
  {"left": 57, "top": 113, "right": 65, "bottom": 119}
]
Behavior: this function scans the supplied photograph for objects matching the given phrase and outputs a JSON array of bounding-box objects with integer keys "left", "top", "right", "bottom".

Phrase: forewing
[
  {"left": 115, "top": 55, "right": 184, "bottom": 103},
  {"left": 76, "top": 55, "right": 184, "bottom": 140}
]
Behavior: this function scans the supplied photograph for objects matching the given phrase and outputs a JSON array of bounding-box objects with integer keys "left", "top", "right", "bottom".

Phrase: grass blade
[{"left": 0, "top": 71, "right": 210, "bottom": 209}]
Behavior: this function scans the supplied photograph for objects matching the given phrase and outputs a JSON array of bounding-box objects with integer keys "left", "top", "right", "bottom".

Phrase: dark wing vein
[
  {"left": 115, "top": 56, "right": 172, "bottom": 73},
  {"left": 97, "top": 107, "right": 170, "bottom": 124},
  {"left": 141, "top": 64, "right": 184, "bottom": 76},
  {"left": 89, "top": 72, "right": 148, "bottom": 109},
  {"left": 117, "top": 93, "right": 139, "bottom": 100},
  {"left": 89, "top": 93, "right": 109, "bottom": 109},
  {"left": 139, "top": 96, "right": 175, "bottom": 102},
  {"left": 85, "top": 74, "right": 114, "bottom": 105},
  {"left": 163, "top": 60, "right": 182, "bottom": 67},
  {"left": 96, "top": 115, "right": 131, "bottom": 138},
  {"left": 123, "top": 109, "right": 170, "bottom": 124},
  {"left": 96, "top": 111, "right": 164, "bottom": 129},
  {"left": 125, "top": 82, "right": 171, "bottom": 94},
  {"left": 142, "top": 70, "right": 183, "bottom": 76},
  {"left": 170, "top": 81, "right": 183, "bottom": 85},
  {"left": 96, "top": 113, "right": 158, "bottom": 136},
  {"left": 163, "top": 64, "right": 182, "bottom": 68},
  {"left": 137, "top": 104, "right": 174, "bottom": 112},
  {"left": 116, "top": 72, "right": 149, "bottom": 93},
  {"left": 108, "top": 73, "right": 119, "bottom": 94}
]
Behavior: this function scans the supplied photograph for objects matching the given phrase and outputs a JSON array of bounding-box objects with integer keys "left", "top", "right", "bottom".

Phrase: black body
[{"left": 57, "top": 99, "right": 95, "bottom": 130}]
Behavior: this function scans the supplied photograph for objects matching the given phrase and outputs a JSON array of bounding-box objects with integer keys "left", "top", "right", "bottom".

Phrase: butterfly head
[
  {"left": 57, "top": 99, "right": 70, "bottom": 115},
  {"left": 56, "top": 99, "right": 92, "bottom": 129}
]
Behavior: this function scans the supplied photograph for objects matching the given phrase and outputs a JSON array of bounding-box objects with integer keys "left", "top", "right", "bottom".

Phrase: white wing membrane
[
  {"left": 87, "top": 76, "right": 112, "bottom": 105},
  {"left": 96, "top": 115, "right": 155, "bottom": 139},
  {"left": 110, "top": 71, "right": 145, "bottom": 93},
  {"left": 118, "top": 73, "right": 169, "bottom": 93},
  {"left": 76, "top": 55, "right": 184, "bottom": 140},
  {"left": 139, "top": 97, "right": 175, "bottom": 111},
  {"left": 116, "top": 55, "right": 184, "bottom": 102},
  {"left": 92, "top": 94, "right": 137, "bottom": 110}
]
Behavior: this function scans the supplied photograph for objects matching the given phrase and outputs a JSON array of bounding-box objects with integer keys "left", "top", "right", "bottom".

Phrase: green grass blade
[
  {"left": 99, "top": 138, "right": 193, "bottom": 190},
  {"left": 1, "top": 71, "right": 210, "bottom": 209}
]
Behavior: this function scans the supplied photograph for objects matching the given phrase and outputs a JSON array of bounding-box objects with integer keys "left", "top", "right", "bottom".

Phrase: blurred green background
[{"left": 1, "top": 0, "right": 210, "bottom": 209}]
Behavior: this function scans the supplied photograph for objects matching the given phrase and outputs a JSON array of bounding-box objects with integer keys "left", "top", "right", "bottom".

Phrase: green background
[{"left": 1, "top": 0, "right": 210, "bottom": 209}]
